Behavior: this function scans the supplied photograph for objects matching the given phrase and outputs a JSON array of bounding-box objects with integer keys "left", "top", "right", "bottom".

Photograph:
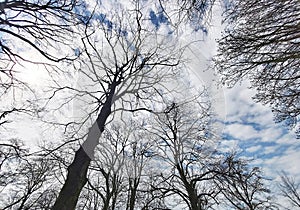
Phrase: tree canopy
[
  {"left": 214, "top": 0, "right": 300, "bottom": 137},
  {"left": 0, "top": 0, "right": 298, "bottom": 209}
]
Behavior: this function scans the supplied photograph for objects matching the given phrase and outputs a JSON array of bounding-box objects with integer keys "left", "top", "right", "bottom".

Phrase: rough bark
[
  {"left": 176, "top": 164, "right": 202, "bottom": 210},
  {"left": 52, "top": 82, "right": 117, "bottom": 210},
  {"left": 127, "top": 178, "right": 140, "bottom": 210},
  {"left": 51, "top": 147, "right": 91, "bottom": 210}
]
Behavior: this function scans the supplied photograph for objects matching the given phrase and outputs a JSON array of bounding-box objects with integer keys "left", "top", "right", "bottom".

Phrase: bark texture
[{"left": 52, "top": 83, "right": 117, "bottom": 210}]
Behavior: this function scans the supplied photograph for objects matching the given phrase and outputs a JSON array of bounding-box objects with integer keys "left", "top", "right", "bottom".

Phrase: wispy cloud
[{"left": 220, "top": 82, "right": 300, "bottom": 181}]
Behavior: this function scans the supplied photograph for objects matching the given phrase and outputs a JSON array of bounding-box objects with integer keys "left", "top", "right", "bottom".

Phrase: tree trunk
[
  {"left": 127, "top": 178, "right": 139, "bottom": 210},
  {"left": 51, "top": 146, "right": 91, "bottom": 210},
  {"left": 52, "top": 83, "right": 117, "bottom": 210},
  {"left": 176, "top": 164, "right": 201, "bottom": 210}
]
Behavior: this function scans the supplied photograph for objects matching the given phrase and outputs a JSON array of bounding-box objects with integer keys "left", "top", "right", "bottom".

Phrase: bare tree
[
  {"left": 0, "top": 139, "right": 57, "bottom": 210},
  {"left": 0, "top": 0, "right": 81, "bottom": 66},
  {"left": 76, "top": 118, "right": 159, "bottom": 210},
  {"left": 88, "top": 131, "right": 125, "bottom": 210},
  {"left": 78, "top": 123, "right": 129, "bottom": 210},
  {"left": 147, "top": 99, "right": 221, "bottom": 210},
  {"left": 50, "top": 2, "right": 184, "bottom": 208},
  {"left": 214, "top": 154, "right": 275, "bottom": 210},
  {"left": 0, "top": 0, "right": 85, "bottom": 128},
  {"left": 157, "top": 0, "right": 215, "bottom": 32},
  {"left": 214, "top": 0, "right": 300, "bottom": 137},
  {"left": 279, "top": 172, "right": 300, "bottom": 208},
  {"left": 123, "top": 125, "right": 155, "bottom": 210}
]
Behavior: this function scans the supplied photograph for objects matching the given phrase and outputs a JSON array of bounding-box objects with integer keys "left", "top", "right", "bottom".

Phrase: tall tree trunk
[
  {"left": 51, "top": 146, "right": 91, "bottom": 210},
  {"left": 127, "top": 178, "right": 139, "bottom": 210},
  {"left": 52, "top": 83, "right": 117, "bottom": 210},
  {"left": 176, "top": 164, "right": 201, "bottom": 210}
]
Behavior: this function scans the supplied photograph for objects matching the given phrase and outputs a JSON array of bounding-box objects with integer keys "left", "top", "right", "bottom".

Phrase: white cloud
[
  {"left": 263, "top": 146, "right": 278, "bottom": 155},
  {"left": 246, "top": 145, "right": 262, "bottom": 153},
  {"left": 224, "top": 83, "right": 275, "bottom": 126},
  {"left": 263, "top": 147, "right": 300, "bottom": 178},
  {"left": 225, "top": 123, "right": 258, "bottom": 140},
  {"left": 276, "top": 133, "right": 299, "bottom": 145},
  {"left": 260, "top": 126, "right": 283, "bottom": 142},
  {"left": 221, "top": 78, "right": 300, "bottom": 188},
  {"left": 217, "top": 139, "right": 241, "bottom": 153}
]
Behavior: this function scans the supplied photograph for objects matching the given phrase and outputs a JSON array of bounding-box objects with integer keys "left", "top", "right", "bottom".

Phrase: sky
[
  {"left": 173, "top": 1, "right": 300, "bottom": 180},
  {"left": 221, "top": 82, "right": 300, "bottom": 177},
  {"left": 126, "top": 0, "right": 300, "bottom": 205},
  {"left": 1, "top": 0, "right": 299, "bottom": 208},
  {"left": 177, "top": 2, "right": 300, "bottom": 207},
  {"left": 218, "top": 82, "right": 300, "bottom": 208}
]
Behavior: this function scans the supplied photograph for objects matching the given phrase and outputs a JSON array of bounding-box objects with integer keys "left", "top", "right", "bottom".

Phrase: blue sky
[
  {"left": 12, "top": 0, "right": 299, "bottom": 184},
  {"left": 215, "top": 81, "right": 300, "bottom": 208},
  {"left": 2, "top": 1, "right": 298, "bottom": 208},
  {"left": 151, "top": 0, "right": 300, "bottom": 186},
  {"left": 220, "top": 82, "right": 300, "bottom": 179},
  {"left": 173, "top": 3, "right": 300, "bottom": 206}
]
